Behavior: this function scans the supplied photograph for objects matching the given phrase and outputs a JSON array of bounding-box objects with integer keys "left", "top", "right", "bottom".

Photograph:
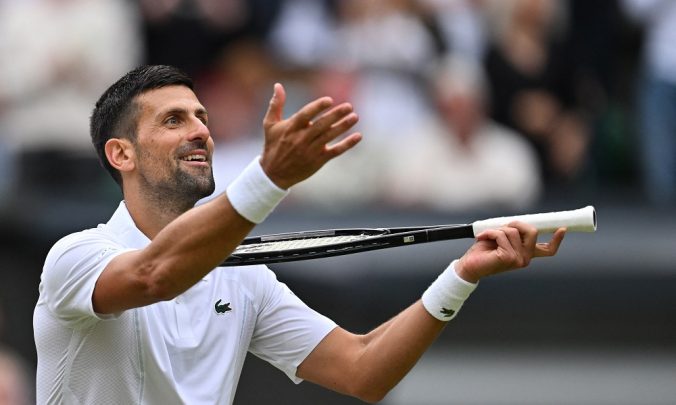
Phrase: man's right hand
[{"left": 259, "top": 83, "right": 362, "bottom": 190}]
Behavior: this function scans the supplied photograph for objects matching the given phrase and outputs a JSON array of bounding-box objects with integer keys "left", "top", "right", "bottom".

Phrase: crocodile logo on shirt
[{"left": 214, "top": 299, "right": 232, "bottom": 314}]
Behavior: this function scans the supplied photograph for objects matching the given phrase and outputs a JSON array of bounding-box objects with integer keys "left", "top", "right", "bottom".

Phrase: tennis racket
[{"left": 221, "top": 206, "right": 596, "bottom": 266}]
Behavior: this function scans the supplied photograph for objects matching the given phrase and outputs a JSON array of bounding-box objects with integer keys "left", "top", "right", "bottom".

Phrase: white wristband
[
  {"left": 422, "top": 260, "right": 478, "bottom": 322},
  {"left": 226, "top": 156, "right": 289, "bottom": 224}
]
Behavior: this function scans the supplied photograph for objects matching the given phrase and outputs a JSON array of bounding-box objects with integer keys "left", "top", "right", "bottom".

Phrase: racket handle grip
[{"left": 472, "top": 206, "right": 597, "bottom": 236}]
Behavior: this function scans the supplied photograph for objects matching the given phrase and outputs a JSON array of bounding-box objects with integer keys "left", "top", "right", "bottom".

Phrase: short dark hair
[{"left": 90, "top": 65, "right": 194, "bottom": 186}]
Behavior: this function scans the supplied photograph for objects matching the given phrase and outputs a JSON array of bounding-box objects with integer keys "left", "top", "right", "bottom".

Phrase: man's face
[{"left": 133, "top": 85, "right": 215, "bottom": 204}]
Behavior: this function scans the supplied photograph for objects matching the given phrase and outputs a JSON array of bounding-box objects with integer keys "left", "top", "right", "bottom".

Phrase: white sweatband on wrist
[
  {"left": 422, "top": 260, "right": 478, "bottom": 322},
  {"left": 226, "top": 156, "right": 289, "bottom": 224}
]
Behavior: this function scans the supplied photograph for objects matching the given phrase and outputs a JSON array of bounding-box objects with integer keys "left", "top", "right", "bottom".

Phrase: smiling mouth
[
  {"left": 179, "top": 154, "right": 209, "bottom": 166},
  {"left": 180, "top": 154, "right": 207, "bottom": 163}
]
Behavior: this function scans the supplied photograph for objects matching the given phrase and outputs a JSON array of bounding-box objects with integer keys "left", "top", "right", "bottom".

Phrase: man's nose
[{"left": 187, "top": 117, "right": 210, "bottom": 142}]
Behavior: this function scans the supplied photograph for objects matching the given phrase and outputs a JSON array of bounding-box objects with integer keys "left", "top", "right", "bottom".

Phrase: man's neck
[{"left": 123, "top": 186, "right": 196, "bottom": 240}]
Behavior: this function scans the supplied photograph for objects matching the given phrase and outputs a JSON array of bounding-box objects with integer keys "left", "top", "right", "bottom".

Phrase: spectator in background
[
  {"left": 266, "top": 0, "right": 338, "bottom": 69},
  {"left": 0, "top": 348, "right": 31, "bottom": 405},
  {"left": 292, "top": 55, "right": 542, "bottom": 213},
  {"left": 384, "top": 55, "right": 542, "bottom": 212},
  {"left": 418, "top": 0, "right": 492, "bottom": 61},
  {"left": 0, "top": 143, "right": 15, "bottom": 209},
  {"left": 139, "top": 0, "right": 283, "bottom": 77},
  {"left": 564, "top": 0, "right": 628, "bottom": 186},
  {"left": 483, "top": 0, "right": 591, "bottom": 186},
  {"left": 620, "top": 0, "right": 676, "bottom": 205},
  {"left": 0, "top": 303, "right": 32, "bottom": 405},
  {"left": 0, "top": 0, "right": 141, "bottom": 153},
  {"left": 328, "top": 0, "right": 439, "bottom": 142},
  {"left": 0, "top": 0, "right": 141, "bottom": 199},
  {"left": 279, "top": 0, "right": 444, "bottom": 211}
]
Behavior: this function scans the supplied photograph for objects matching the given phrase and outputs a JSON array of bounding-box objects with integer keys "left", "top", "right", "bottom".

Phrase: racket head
[{"left": 225, "top": 228, "right": 394, "bottom": 266}]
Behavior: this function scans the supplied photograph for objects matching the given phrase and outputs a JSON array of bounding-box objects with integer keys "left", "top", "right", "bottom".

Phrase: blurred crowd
[{"left": 0, "top": 0, "right": 670, "bottom": 219}]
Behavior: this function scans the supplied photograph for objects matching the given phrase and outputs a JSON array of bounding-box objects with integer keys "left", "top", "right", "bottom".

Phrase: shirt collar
[{"left": 105, "top": 201, "right": 151, "bottom": 249}]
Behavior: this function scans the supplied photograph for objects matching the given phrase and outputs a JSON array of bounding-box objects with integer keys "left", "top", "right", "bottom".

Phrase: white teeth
[{"left": 182, "top": 154, "right": 206, "bottom": 162}]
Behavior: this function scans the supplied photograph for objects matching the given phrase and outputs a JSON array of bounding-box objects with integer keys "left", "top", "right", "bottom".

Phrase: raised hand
[
  {"left": 455, "top": 222, "right": 566, "bottom": 283},
  {"left": 259, "top": 83, "right": 362, "bottom": 189}
]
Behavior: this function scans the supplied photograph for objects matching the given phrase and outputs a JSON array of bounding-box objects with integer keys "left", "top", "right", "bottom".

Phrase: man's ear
[{"left": 105, "top": 138, "right": 136, "bottom": 174}]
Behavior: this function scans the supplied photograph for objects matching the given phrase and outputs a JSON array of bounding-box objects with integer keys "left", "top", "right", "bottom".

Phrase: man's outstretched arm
[{"left": 297, "top": 223, "right": 565, "bottom": 403}]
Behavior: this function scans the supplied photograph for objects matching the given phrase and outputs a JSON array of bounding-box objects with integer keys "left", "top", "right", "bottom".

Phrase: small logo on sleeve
[
  {"left": 214, "top": 299, "right": 232, "bottom": 314},
  {"left": 440, "top": 307, "right": 456, "bottom": 318}
]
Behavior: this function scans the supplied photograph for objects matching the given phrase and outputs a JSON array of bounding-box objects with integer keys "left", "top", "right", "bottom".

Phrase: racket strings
[{"left": 233, "top": 234, "right": 373, "bottom": 255}]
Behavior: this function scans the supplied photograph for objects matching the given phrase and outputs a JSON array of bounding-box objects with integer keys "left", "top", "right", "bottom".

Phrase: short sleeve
[
  {"left": 40, "top": 231, "right": 135, "bottom": 329},
  {"left": 248, "top": 268, "right": 337, "bottom": 384}
]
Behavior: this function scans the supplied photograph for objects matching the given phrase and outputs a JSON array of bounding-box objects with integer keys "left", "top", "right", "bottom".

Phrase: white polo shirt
[{"left": 33, "top": 202, "right": 337, "bottom": 404}]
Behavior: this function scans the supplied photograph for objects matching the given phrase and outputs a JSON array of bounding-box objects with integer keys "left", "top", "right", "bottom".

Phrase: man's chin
[
  {"left": 189, "top": 177, "right": 215, "bottom": 198},
  {"left": 175, "top": 171, "right": 215, "bottom": 201},
  {"left": 199, "top": 174, "right": 217, "bottom": 195},
  {"left": 197, "top": 183, "right": 216, "bottom": 200}
]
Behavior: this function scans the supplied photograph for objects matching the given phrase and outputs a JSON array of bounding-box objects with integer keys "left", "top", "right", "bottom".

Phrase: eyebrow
[{"left": 157, "top": 106, "right": 209, "bottom": 120}]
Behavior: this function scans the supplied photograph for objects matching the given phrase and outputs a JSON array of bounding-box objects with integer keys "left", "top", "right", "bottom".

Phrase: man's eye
[{"left": 165, "top": 117, "right": 179, "bottom": 126}]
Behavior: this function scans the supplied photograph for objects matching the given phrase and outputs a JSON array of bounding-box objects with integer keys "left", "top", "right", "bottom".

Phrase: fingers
[
  {"left": 476, "top": 228, "right": 514, "bottom": 261},
  {"left": 483, "top": 223, "right": 565, "bottom": 260},
  {"left": 288, "top": 96, "right": 335, "bottom": 131},
  {"left": 509, "top": 221, "right": 538, "bottom": 250},
  {"left": 477, "top": 222, "right": 540, "bottom": 268},
  {"left": 534, "top": 228, "right": 566, "bottom": 257},
  {"left": 265, "top": 80, "right": 358, "bottom": 143},
  {"left": 274, "top": 95, "right": 360, "bottom": 160},
  {"left": 263, "top": 83, "right": 286, "bottom": 130},
  {"left": 465, "top": 224, "right": 566, "bottom": 282},
  {"left": 286, "top": 91, "right": 358, "bottom": 134},
  {"left": 475, "top": 228, "right": 510, "bottom": 248},
  {"left": 325, "top": 132, "right": 362, "bottom": 158},
  {"left": 507, "top": 221, "right": 538, "bottom": 266},
  {"left": 309, "top": 103, "right": 358, "bottom": 139}
]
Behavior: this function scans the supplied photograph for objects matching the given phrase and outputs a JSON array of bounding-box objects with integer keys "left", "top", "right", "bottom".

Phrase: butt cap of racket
[{"left": 472, "top": 205, "right": 597, "bottom": 236}]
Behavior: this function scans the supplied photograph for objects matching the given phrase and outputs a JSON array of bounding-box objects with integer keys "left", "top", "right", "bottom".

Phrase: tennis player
[{"left": 33, "top": 65, "right": 565, "bottom": 404}]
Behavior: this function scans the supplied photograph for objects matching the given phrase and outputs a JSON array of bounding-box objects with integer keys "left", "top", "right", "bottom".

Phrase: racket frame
[
  {"left": 221, "top": 205, "right": 596, "bottom": 266},
  {"left": 223, "top": 224, "right": 474, "bottom": 266}
]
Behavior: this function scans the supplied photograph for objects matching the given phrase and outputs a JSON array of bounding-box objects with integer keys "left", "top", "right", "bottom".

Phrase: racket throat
[{"left": 424, "top": 226, "right": 474, "bottom": 242}]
